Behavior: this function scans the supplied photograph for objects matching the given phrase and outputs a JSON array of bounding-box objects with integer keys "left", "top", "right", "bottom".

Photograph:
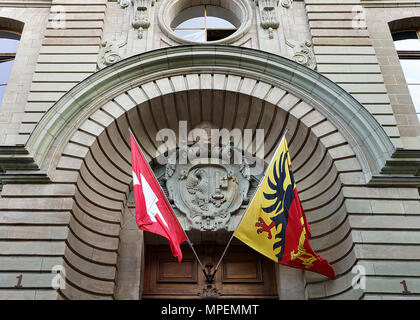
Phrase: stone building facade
[{"left": 0, "top": 0, "right": 420, "bottom": 300}]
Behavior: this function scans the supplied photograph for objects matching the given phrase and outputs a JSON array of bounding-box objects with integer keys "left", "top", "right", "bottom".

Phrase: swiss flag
[{"left": 130, "top": 133, "right": 187, "bottom": 262}]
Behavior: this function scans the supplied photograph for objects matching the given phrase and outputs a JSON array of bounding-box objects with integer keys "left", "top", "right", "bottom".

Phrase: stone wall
[
  {"left": 0, "top": 0, "right": 420, "bottom": 300},
  {"left": 17, "top": 0, "right": 107, "bottom": 145}
]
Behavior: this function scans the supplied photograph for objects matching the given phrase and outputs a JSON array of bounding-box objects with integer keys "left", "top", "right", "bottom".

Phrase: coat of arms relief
[{"left": 153, "top": 144, "right": 261, "bottom": 232}]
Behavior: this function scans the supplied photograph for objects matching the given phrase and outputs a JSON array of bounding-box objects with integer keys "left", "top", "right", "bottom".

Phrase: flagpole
[
  {"left": 211, "top": 128, "right": 290, "bottom": 278},
  {"left": 128, "top": 127, "right": 208, "bottom": 276}
]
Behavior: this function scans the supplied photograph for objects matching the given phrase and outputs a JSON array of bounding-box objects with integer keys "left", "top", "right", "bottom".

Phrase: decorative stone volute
[
  {"left": 286, "top": 39, "right": 317, "bottom": 70},
  {"left": 97, "top": 41, "right": 123, "bottom": 69},
  {"left": 280, "top": 0, "right": 293, "bottom": 8}
]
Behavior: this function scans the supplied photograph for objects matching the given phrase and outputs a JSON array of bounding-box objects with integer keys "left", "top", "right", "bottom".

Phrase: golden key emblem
[{"left": 290, "top": 217, "right": 317, "bottom": 269}]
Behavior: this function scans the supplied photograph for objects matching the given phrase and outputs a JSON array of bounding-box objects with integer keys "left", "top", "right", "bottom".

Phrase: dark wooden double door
[{"left": 143, "top": 245, "right": 278, "bottom": 299}]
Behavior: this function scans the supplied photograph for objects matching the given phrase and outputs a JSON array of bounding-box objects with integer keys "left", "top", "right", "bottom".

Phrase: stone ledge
[
  {"left": 368, "top": 149, "right": 420, "bottom": 186},
  {"left": 0, "top": 172, "right": 50, "bottom": 184},
  {"left": 380, "top": 149, "right": 420, "bottom": 175},
  {"left": 0, "top": 146, "right": 39, "bottom": 171},
  {"left": 0, "top": 146, "right": 50, "bottom": 184}
]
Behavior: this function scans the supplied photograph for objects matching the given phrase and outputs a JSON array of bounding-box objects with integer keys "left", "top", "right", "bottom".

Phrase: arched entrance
[{"left": 23, "top": 45, "right": 395, "bottom": 300}]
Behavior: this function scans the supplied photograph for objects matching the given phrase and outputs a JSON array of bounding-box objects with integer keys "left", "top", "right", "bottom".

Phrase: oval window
[{"left": 171, "top": 5, "right": 240, "bottom": 43}]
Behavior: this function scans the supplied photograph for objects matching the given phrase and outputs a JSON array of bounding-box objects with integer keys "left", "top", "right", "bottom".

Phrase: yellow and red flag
[{"left": 234, "top": 136, "right": 335, "bottom": 279}]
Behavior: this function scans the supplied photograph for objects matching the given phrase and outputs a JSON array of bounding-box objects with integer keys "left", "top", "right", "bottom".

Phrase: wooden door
[{"left": 142, "top": 245, "right": 278, "bottom": 300}]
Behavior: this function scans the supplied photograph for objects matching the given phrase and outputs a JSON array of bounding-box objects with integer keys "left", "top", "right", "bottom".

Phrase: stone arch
[
  {"left": 27, "top": 46, "right": 394, "bottom": 181},
  {"left": 0, "top": 16, "right": 24, "bottom": 33},
  {"left": 24, "top": 46, "right": 395, "bottom": 299},
  {"left": 388, "top": 16, "right": 420, "bottom": 32}
]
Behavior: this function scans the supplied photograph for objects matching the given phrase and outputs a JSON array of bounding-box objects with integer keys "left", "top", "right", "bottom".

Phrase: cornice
[{"left": 0, "top": 146, "right": 50, "bottom": 184}]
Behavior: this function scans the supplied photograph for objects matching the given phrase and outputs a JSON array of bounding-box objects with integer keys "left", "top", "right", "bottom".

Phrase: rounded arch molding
[
  {"left": 27, "top": 45, "right": 394, "bottom": 183},
  {"left": 17, "top": 45, "right": 395, "bottom": 300}
]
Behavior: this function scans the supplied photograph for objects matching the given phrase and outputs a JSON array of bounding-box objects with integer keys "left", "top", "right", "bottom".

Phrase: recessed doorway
[{"left": 142, "top": 244, "right": 278, "bottom": 300}]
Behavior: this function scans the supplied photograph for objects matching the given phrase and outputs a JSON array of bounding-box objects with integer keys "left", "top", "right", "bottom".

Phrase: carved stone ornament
[
  {"left": 280, "top": 0, "right": 293, "bottom": 8},
  {"left": 198, "top": 286, "right": 221, "bottom": 298},
  {"left": 256, "top": 0, "right": 279, "bottom": 39},
  {"left": 286, "top": 39, "right": 317, "bottom": 70},
  {"left": 119, "top": 0, "right": 155, "bottom": 39},
  {"left": 118, "top": 0, "right": 131, "bottom": 8},
  {"left": 160, "top": 144, "right": 253, "bottom": 232},
  {"left": 97, "top": 41, "right": 123, "bottom": 69}
]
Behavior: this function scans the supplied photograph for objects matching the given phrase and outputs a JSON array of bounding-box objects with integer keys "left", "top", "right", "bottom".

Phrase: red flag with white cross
[{"left": 130, "top": 133, "right": 187, "bottom": 262}]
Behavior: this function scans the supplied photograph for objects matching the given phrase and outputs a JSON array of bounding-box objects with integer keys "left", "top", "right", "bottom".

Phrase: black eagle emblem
[{"left": 256, "top": 151, "right": 295, "bottom": 262}]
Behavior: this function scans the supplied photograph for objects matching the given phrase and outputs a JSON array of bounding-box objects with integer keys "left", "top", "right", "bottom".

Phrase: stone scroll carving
[
  {"left": 156, "top": 144, "right": 256, "bottom": 232},
  {"left": 98, "top": 41, "right": 124, "bottom": 69},
  {"left": 286, "top": 39, "right": 317, "bottom": 70},
  {"left": 280, "top": 0, "right": 293, "bottom": 8},
  {"left": 98, "top": 0, "right": 155, "bottom": 69}
]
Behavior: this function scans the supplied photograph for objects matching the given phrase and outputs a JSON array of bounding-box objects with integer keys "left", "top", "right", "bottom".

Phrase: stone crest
[{"left": 160, "top": 145, "right": 254, "bottom": 232}]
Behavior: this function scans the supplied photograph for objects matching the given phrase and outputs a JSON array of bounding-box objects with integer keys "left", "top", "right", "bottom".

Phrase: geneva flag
[
  {"left": 234, "top": 136, "right": 335, "bottom": 279},
  {"left": 130, "top": 133, "right": 187, "bottom": 262}
]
